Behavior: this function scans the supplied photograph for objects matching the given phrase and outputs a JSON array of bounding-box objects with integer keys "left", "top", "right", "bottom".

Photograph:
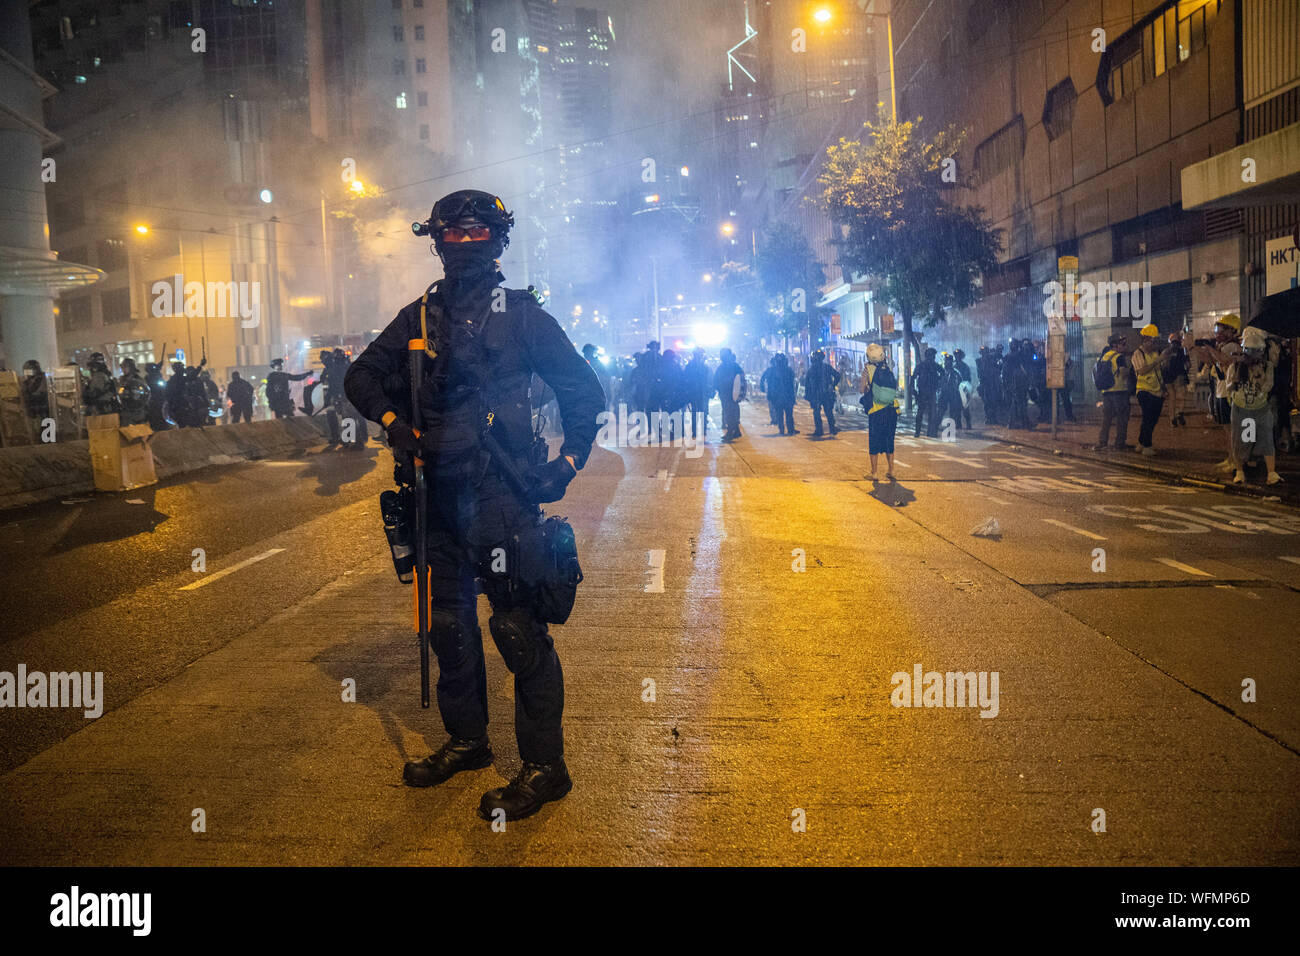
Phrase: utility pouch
[
  {"left": 380, "top": 488, "right": 416, "bottom": 582},
  {"left": 510, "top": 516, "right": 583, "bottom": 624}
]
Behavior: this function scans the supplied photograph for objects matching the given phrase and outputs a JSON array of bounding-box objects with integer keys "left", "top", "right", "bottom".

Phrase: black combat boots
[
  {"left": 478, "top": 760, "right": 572, "bottom": 821},
  {"left": 402, "top": 736, "right": 494, "bottom": 788}
]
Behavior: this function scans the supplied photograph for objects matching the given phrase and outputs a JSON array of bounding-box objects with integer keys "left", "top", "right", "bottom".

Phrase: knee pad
[
  {"left": 488, "top": 611, "right": 542, "bottom": 675},
  {"left": 428, "top": 608, "right": 473, "bottom": 669}
]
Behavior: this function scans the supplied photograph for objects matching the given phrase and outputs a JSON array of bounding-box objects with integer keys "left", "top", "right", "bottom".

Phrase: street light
[
  {"left": 813, "top": 7, "right": 832, "bottom": 23},
  {"left": 721, "top": 221, "right": 735, "bottom": 236},
  {"left": 134, "top": 224, "right": 149, "bottom": 235}
]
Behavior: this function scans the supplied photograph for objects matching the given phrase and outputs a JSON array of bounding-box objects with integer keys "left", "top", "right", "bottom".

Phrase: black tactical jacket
[{"left": 345, "top": 281, "right": 603, "bottom": 470}]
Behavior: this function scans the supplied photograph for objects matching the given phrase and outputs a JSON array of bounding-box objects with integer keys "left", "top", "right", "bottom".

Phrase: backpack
[
  {"left": 869, "top": 365, "right": 898, "bottom": 408},
  {"left": 1092, "top": 353, "right": 1115, "bottom": 391}
]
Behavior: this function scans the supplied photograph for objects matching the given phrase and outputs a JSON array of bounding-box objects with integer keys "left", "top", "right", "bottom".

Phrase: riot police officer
[
  {"left": 117, "top": 358, "right": 151, "bottom": 426},
  {"left": 345, "top": 189, "right": 603, "bottom": 822},
  {"left": 266, "top": 358, "right": 310, "bottom": 419},
  {"left": 82, "top": 352, "right": 121, "bottom": 417},
  {"left": 144, "top": 362, "right": 171, "bottom": 430}
]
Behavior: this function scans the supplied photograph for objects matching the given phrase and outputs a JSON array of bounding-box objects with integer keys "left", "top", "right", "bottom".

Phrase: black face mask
[{"left": 438, "top": 239, "right": 503, "bottom": 283}]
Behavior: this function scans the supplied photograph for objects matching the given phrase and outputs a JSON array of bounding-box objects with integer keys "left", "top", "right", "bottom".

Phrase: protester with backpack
[
  {"left": 1163, "top": 332, "right": 1190, "bottom": 427},
  {"left": 862, "top": 343, "right": 899, "bottom": 480},
  {"left": 1093, "top": 333, "right": 1134, "bottom": 450},
  {"left": 1227, "top": 327, "right": 1283, "bottom": 486}
]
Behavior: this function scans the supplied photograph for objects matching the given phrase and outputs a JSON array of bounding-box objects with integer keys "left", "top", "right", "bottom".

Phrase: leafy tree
[
  {"left": 754, "top": 223, "right": 829, "bottom": 349},
  {"left": 813, "top": 113, "right": 1001, "bottom": 403}
]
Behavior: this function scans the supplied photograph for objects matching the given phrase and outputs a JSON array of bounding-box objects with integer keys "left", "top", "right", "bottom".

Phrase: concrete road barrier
[{"left": 0, "top": 416, "right": 332, "bottom": 511}]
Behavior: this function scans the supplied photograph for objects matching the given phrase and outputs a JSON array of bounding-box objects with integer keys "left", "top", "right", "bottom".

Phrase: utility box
[{"left": 87, "top": 414, "right": 157, "bottom": 492}]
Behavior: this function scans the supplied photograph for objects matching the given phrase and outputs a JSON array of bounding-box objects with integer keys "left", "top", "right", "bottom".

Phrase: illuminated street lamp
[
  {"left": 134, "top": 224, "right": 149, "bottom": 235},
  {"left": 813, "top": 7, "right": 832, "bottom": 23},
  {"left": 721, "top": 221, "right": 735, "bottom": 237},
  {"left": 349, "top": 179, "right": 366, "bottom": 195}
]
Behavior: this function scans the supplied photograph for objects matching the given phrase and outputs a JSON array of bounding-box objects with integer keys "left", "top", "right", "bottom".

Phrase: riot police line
[{"left": 0, "top": 346, "right": 367, "bottom": 449}]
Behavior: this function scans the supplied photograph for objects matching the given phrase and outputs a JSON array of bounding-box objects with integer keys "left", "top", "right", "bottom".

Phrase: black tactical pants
[{"left": 422, "top": 467, "right": 564, "bottom": 764}]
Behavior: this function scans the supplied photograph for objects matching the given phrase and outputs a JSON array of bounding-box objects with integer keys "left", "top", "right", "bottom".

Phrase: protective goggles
[{"left": 440, "top": 224, "right": 493, "bottom": 242}]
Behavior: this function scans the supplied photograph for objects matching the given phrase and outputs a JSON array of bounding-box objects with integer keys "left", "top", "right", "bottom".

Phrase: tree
[
  {"left": 754, "top": 222, "right": 830, "bottom": 350},
  {"left": 813, "top": 113, "right": 1001, "bottom": 406}
]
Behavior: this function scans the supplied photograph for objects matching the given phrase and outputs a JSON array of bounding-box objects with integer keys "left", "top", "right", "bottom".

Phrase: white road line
[
  {"left": 1154, "top": 557, "right": 1212, "bottom": 577},
  {"left": 1042, "top": 519, "right": 1107, "bottom": 541},
  {"left": 644, "top": 549, "right": 666, "bottom": 593},
  {"left": 1279, "top": 556, "right": 1300, "bottom": 566},
  {"left": 180, "top": 548, "right": 286, "bottom": 591}
]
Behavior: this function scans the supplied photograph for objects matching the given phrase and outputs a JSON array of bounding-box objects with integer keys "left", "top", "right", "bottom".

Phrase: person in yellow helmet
[
  {"left": 1130, "top": 323, "right": 1172, "bottom": 456},
  {"left": 1190, "top": 313, "right": 1243, "bottom": 471}
]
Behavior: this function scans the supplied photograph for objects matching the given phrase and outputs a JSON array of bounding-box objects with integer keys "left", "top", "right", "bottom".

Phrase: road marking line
[
  {"left": 180, "top": 548, "right": 286, "bottom": 591},
  {"left": 1042, "top": 519, "right": 1107, "bottom": 541},
  {"left": 644, "top": 549, "right": 666, "bottom": 593},
  {"left": 1280, "top": 556, "right": 1300, "bottom": 566},
  {"left": 1154, "top": 557, "right": 1212, "bottom": 577}
]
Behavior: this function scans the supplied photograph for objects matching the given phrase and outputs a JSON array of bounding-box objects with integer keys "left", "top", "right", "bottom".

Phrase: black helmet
[
  {"left": 22, "top": 359, "right": 41, "bottom": 373},
  {"left": 812, "top": 349, "right": 826, "bottom": 361},
  {"left": 270, "top": 358, "right": 285, "bottom": 369},
  {"left": 413, "top": 189, "right": 514, "bottom": 241},
  {"left": 120, "top": 357, "right": 138, "bottom": 373}
]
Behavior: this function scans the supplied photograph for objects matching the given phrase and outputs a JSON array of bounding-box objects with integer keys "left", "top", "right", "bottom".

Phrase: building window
[
  {"left": 102, "top": 288, "right": 131, "bottom": 325},
  {"left": 96, "top": 238, "right": 128, "bottom": 272},
  {"left": 1043, "top": 78, "right": 1077, "bottom": 141},
  {"left": 392, "top": 25, "right": 403, "bottom": 42},
  {"left": 419, "top": 124, "right": 430, "bottom": 141},
  {"left": 392, "top": 0, "right": 401, "bottom": 9},
  {"left": 414, "top": 25, "right": 424, "bottom": 41},
  {"left": 974, "top": 116, "right": 1025, "bottom": 185},
  {"left": 61, "top": 296, "right": 92, "bottom": 332},
  {"left": 394, "top": 59, "right": 405, "bottom": 75},
  {"left": 396, "top": 91, "right": 408, "bottom": 109},
  {"left": 415, "top": 58, "right": 426, "bottom": 74},
  {"left": 1099, "top": 0, "right": 1221, "bottom": 105},
  {"left": 417, "top": 91, "right": 428, "bottom": 107},
  {"left": 413, "top": 0, "right": 423, "bottom": 7}
]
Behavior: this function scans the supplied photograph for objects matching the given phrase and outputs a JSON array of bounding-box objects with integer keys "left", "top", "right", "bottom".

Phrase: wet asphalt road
[{"left": 0, "top": 400, "right": 1296, "bottom": 864}]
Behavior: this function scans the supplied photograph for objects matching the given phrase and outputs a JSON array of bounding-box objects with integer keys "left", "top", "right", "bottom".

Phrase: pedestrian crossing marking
[
  {"left": 1042, "top": 519, "right": 1107, "bottom": 541},
  {"left": 1155, "top": 557, "right": 1212, "bottom": 577},
  {"left": 645, "top": 549, "right": 666, "bottom": 593},
  {"left": 180, "top": 548, "right": 286, "bottom": 591}
]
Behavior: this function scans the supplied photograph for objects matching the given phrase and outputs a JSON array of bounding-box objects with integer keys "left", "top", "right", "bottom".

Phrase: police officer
[
  {"left": 266, "top": 358, "right": 310, "bottom": 419},
  {"left": 344, "top": 189, "right": 603, "bottom": 822},
  {"left": 117, "top": 358, "right": 151, "bottom": 426},
  {"left": 227, "top": 371, "right": 255, "bottom": 423},
  {"left": 21, "top": 359, "right": 51, "bottom": 435},
  {"left": 144, "top": 362, "right": 171, "bottom": 430},
  {"left": 82, "top": 352, "right": 122, "bottom": 417}
]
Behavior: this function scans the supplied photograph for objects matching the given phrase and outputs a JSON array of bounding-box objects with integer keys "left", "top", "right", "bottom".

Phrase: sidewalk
[{"left": 929, "top": 401, "right": 1300, "bottom": 507}]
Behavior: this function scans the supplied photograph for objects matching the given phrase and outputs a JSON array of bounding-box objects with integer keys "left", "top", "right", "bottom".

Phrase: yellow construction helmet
[
  {"left": 1139, "top": 323, "right": 1159, "bottom": 337},
  {"left": 1216, "top": 313, "right": 1241, "bottom": 331}
]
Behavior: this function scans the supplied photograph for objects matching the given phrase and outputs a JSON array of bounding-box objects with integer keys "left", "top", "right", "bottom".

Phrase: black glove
[
  {"left": 529, "top": 455, "right": 577, "bottom": 503},
  {"left": 384, "top": 419, "right": 421, "bottom": 454}
]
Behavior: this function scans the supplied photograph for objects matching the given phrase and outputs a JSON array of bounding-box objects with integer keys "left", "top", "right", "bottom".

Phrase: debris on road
[{"left": 971, "top": 517, "right": 1002, "bottom": 539}]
